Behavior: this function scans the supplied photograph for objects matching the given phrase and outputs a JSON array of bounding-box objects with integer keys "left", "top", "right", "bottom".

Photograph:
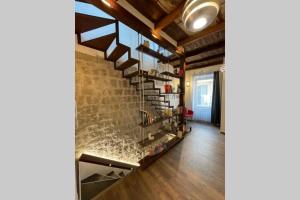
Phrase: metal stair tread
[
  {"left": 81, "top": 33, "right": 116, "bottom": 51},
  {"left": 106, "top": 171, "right": 120, "bottom": 179},
  {"left": 81, "top": 178, "right": 119, "bottom": 200},
  {"left": 116, "top": 58, "right": 139, "bottom": 70},
  {"left": 81, "top": 173, "right": 116, "bottom": 184},
  {"left": 145, "top": 99, "right": 169, "bottom": 102},
  {"left": 119, "top": 172, "right": 125, "bottom": 177},
  {"left": 131, "top": 80, "right": 154, "bottom": 85},
  {"left": 107, "top": 44, "right": 130, "bottom": 61},
  {"left": 75, "top": 12, "right": 116, "bottom": 34}
]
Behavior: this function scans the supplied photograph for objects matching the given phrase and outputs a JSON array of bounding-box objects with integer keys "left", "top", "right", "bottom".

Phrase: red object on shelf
[
  {"left": 184, "top": 107, "right": 194, "bottom": 120},
  {"left": 164, "top": 84, "right": 172, "bottom": 93},
  {"left": 178, "top": 68, "right": 184, "bottom": 76}
]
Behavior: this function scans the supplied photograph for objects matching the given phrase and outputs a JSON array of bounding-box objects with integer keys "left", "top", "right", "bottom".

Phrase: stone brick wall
[{"left": 75, "top": 52, "right": 158, "bottom": 164}]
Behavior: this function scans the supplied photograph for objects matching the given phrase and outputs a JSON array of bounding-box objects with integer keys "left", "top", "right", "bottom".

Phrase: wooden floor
[{"left": 95, "top": 122, "right": 225, "bottom": 200}]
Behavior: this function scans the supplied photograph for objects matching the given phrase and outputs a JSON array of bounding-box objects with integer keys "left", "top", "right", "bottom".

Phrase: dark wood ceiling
[
  {"left": 124, "top": 0, "right": 225, "bottom": 70},
  {"left": 125, "top": 0, "right": 168, "bottom": 22},
  {"left": 162, "top": 22, "right": 188, "bottom": 41}
]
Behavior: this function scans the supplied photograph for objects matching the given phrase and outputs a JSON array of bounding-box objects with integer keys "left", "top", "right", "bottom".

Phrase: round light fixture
[
  {"left": 193, "top": 17, "right": 207, "bottom": 29},
  {"left": 182, "top": 0, "right": 220, "bottom": 32}
]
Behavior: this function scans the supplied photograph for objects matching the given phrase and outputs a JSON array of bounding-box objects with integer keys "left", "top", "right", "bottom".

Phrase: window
[{"left": 192, "top": 73, "right": 214, "bottom": 122}]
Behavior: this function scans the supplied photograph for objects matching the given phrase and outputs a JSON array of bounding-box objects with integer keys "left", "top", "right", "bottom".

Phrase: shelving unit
[
  {"left": 136, "top": 44, "right": 169, "bottom": 63},
  {"left": 139, "top": 115, "right": 178, "bottom": 128},
  {"left": 140, "top": 74, "right": 172, "bottom": 82},
  {"left": 139, "top": 118, "right": 167, "bottom": 128},
  {"left": 139, "top": 136, "right": 183, "bottom": 169},
  {"left": 139, "top": 74, "right": 171, "bottom": 82},
  {"left": 160, "top": 92, "right": 182, "bottom": 95},
  {"left": 125, "top": 71, "right": 171, "bottom": 82},
  {"left": 137, "top": 130, "right": 170, "bottom": 147},
  {"left": 160, "top": 71, "right": 182, "bottom": 79},
  {"left": 153, "top": 105, "right": 173, "bottom": 108}
]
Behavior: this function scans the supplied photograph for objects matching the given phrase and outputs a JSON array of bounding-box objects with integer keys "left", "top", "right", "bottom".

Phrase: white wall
[
  {"left": 220, "top": 71, "right": 225, "bottom": 133},
  {"left": 185, "top": 64, "right": 225, "bottom": 133}
]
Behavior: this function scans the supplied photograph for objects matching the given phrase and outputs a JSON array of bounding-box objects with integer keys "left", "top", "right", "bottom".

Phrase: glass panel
[
  {"left": 118, "top": 22, "right": 139, "bottom": 59},
  {"left": 75, "top": 1, "right": 114, "bottom": 19},
  {"left": 80, "top": 24, "right": 115, "bottom": 42}
]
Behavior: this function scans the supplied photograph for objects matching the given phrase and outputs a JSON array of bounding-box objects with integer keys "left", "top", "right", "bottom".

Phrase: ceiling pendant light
[{"left": 182, "top": 0, "right": 220, "bottom": 32}]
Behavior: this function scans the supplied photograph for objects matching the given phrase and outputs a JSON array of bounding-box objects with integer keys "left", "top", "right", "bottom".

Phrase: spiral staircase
[
  {"left": 76, "top": 12, "right": 176, "bottom": 111},
  {"left": 75, "top": 9, "right": 182, "bottom": 200}
]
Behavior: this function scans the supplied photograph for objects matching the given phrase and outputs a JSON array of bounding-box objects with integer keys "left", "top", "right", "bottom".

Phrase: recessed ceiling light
[
  {"left": 193, "top": 17, "right": 207, "bottom": 29},
  {"left": 152, "top": 33, "right": 158, "bottom": 39},
  {"left": 102, "top": 0, "right": 111, "bottom": 7}
]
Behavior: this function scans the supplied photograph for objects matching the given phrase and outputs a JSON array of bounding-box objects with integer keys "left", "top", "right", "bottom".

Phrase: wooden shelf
[
  {"left": 138, "top": 130, "right": 170, "bottom": 147},
  {"left": 124, "top": 70, "right": 171, "bottom": 82},
  {"left": 136, "top": 44, "right": 169, "bottom": 63},
  {"left": 139, "top": 116, "right": 176, "bottom": 128},
  {"left": 145, "top": 99, "right": 169, "bottom": 102},
  {"left": 144, "top": 94, "right": 165, "bottom": 97},
  {"left": 152, "top": 104, "right": 173, "bottom": 108},
  {"left": 124, "top": 70, "right": 147, "bottom": 78},
  {"left": 139, "top": 136, "right": 183, "bottom": 169},
  {"left": 160, "top": 92, "right": 182, "bottom": 95},
  {"left": 139, "top": 74, "right": 171, "bottom": 82},
  {"left": 160, "top": 71, "right": 182, "bottom": 79}
]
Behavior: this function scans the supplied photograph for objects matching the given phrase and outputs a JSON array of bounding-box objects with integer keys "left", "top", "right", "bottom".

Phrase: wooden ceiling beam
[
  {"left": 169, "top": 40, "right": 225, "bottom": 62},
  {"left": 173, "top": 52, "right": 224, "bottom": 67},
  {"left": 186, "top": 60, "right": 224, "bottom": 71},
  {"left": 185, "top": 40, "right": 225, "bottom": 57},
  {"left": 154, "top": 1, "right": 186, "bottom": 32},
  {"left": 77, "top": 0, "right": 177, "bottom": 52},
  {"left": 178, "top": 22, "right": 225, "bottom": 46},
  {"left": 187, "top": 52, "right": 225, "bottom": 65}
]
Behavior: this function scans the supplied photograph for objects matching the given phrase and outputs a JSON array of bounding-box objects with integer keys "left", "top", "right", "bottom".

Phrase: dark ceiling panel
[
  {"left": 162, "top": 22, "right": 188, "bottom": 41},
  {"left": 126, "top": 0, "right": 167, "bottom": 22},
  {"left": 156, "top": 0, "right": 186, "bottom": 13},
  {"left": 184, "top": 30, "right": 225, "bottom": 52}
]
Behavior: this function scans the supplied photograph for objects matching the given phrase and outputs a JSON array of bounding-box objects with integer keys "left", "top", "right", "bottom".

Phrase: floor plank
[{"left": 94, "top": 122, "right": 225, "bottom": 200}]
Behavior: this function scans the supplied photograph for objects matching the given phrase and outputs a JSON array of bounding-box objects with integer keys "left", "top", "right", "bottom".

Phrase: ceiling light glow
[
  {"left": 152, "top": 33, "right": 158, "bottom": 39},
  {"left": 193, "top": 17, "right": 207, "bottom": 29},
  {"left": 102, "top": 0, "right": 111, "bottom": 7}
]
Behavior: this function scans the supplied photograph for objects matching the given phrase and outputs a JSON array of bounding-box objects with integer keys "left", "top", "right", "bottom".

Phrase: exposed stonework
[{"left": 75, "top": 52, "right": 158, "bottom": 164}]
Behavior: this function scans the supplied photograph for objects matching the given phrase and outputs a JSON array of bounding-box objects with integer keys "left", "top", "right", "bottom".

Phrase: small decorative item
[
  {"left": 148, "top": 149, "right": 154, "bottom": 156},
  {"left": 173, "top": 85, "right": 177, "bottom": 93},
  {"left": 148, "top": 133, "right": 154, "bottom": 140},
  {"left": 162, "top": 122, "right": 172, "bottom": 131},
  {"left": 177, "top": 84, "right": 181, "bottom": 93},
  {"left": 149, "top": 69, "right": 158, "bottom": 76},
  {"left": 174, "top": 68, "right": 178, "bottom": 75},
  {"left": 177, "top": 131, "right": 183, "bottom": 138},
  {"left": 164, "top": 84, "right": 172, "bottom": 93},
  {"left": 176, "top": 106, "right": 183, "bottom": 114},
  {"left": 164, "top": 108, "right": 172, "bottom": 117},
  {"left": 179, "top": 68, "right": 184, "bottom": 76},
  {"left": 171, "top": 121, "right": 177, "bottom": 133},
  {"left": 143, "top": 40, "right": 150, "bottom": 48}
]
